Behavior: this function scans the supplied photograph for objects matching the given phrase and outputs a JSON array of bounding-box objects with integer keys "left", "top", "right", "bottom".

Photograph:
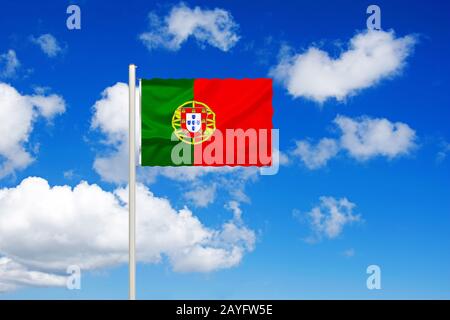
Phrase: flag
[{"left": 140, "top": 78, "right": 273, "bottom": 166}]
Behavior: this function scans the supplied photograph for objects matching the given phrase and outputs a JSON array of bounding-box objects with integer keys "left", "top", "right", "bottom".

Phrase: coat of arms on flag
[{"left": 171, "top": 100, "right": 216, "bottom": 145}]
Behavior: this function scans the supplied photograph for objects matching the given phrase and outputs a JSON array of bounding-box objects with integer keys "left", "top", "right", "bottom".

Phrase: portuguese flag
[{"left": 140, "top": 78, "right": 273, "bottom": 167}]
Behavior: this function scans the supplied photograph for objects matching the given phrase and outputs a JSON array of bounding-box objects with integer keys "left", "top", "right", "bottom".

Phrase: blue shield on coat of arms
[{"left": 186, "top": 113, "right": 202, "bottom": 133}]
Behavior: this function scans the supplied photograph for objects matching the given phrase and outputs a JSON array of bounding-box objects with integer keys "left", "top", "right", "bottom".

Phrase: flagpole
[{"left": 128, "top": 64, "right": 137, "bottom": 300}]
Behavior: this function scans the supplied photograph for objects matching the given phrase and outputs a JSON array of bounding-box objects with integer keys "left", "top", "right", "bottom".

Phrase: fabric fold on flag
[{"left": 141, "top": 78, "right": 273, "bottom": 167}]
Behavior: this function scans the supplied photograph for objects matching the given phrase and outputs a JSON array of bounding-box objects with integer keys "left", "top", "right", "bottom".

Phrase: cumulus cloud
[
  {"left": 94, "top": 142, "right": 129, "bottom": 184},
  {"left": 139, "top": 3, "right": 240, "bottom": 52},
  {"left": 0, "top": 50, "right": 20, "bottom": 78},
  {"left": 170, "top": 220, "right": 255, "bottom": 272},
  {"left": 30, "top": 34, "right": 63, "bottom": 57},
  {"left": 0, "top": 177, "right": 255, "bottom": 283},
  {"left": 291, "top": 115, "right": 416, "bottom": 169},
  {"left": 292, "top": 138, "right": 339, "bottom": 169},
  {"left": 302, "top": 196, "right": 361, "bottom": 242},
  {"left": 270, "top": 30, "right": 416, "bottom": 103},
  {"left": 91, "top": 83, "right": 129, "bottom": 144},
  {"left": 335, "top": 115, "right": 417, "bottom": 160},
  {"left": 91, "top": 82, "right": 142, "bottom": 184},
  {"left": 0, "top": 83, "right": 66, "bottom": 179}
]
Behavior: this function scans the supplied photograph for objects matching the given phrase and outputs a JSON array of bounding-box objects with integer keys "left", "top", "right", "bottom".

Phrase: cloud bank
[{"left": 0, "top": 176, "right": 256, "bottom": 290}]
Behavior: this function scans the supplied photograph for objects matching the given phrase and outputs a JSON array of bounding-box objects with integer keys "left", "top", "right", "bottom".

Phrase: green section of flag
[{"left": 141, "top": 79, "right": 194, "bottom": 166}]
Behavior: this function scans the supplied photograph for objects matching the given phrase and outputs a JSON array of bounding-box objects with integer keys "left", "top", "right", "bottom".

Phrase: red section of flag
[{"left": 193, "top": 79, "right": 273, "bottom": 166}]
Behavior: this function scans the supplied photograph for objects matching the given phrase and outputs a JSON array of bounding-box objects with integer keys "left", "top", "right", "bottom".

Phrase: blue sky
[{"left": 0, "top": 0, "right": 449, "bottom": 299}]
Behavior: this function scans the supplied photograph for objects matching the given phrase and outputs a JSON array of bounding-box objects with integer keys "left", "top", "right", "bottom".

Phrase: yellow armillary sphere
[{"left": 172, "top": 100, "right": 216, "bottom": 145}]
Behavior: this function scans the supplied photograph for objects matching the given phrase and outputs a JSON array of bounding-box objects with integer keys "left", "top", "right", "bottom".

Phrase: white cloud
[
  {"left": 303, "top": 196, "right": 361, "bottom": 242},
  {"left": 271, "top": 148, "right": 290, "bottom": 167},
  {"left": 27, "top": 94, "right": 66, "bottom": 118},
  {"left": 168, "top": 211, "right": 255, "bottom": 273},
  {"left": 30, "top": 34, "right": 63, "bottom": 57},
  {"left": 436, "top": 141, "right": 450, "bottom": 163},
  {"left": 91, "top": 82, "right": 140, "bottom": 184},
  {"left": 278, "top": 150, "right": 290, "bottom": 166},
  {"left": 0, "top": 177, "right": 255, "bottom": 282},
  {"left": 270, "top": 30, "right": 416, "bottom": 103},
  {"left": 91, "top": 83, "right": 129, "bottom": 144},
  {"left": 225, "top": 200, "right": 242, "bottom": 222},
  {"left": 139, "top": 3, "right": 240, "bottom": 52},
  {"left": 292, "top": 138, "right": 339, "bottom": 169},
  {"left": 0, "top": 50, "right": 20, "bottom": 78},
  {"left": 184, "top": 184, "right": 217, "bottom": 208},
  {"left": 291, "top": 115, "right": 416, "bottom": 169},
  {"left": 335, "top": 115, "right": 416, "bottom": 160},
  {"left": 94, "top": 142, "right": 129, "bottom": 184},
  {"left": 0, "top": 83, "right": 66, "bottom": 179},
  {"left": 169, "top": 220, "right": 255, "bottom": 272},
  {"left": 146, "top": 166, "right": 258, "bottom": 206},
  {"left": 0, "top": 257, "right": 66, "bottom": 292}
]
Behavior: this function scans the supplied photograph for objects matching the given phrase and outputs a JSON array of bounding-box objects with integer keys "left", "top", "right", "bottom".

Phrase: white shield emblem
[{"left": 186, "top": 113, "right": 202, "bottom": 133}]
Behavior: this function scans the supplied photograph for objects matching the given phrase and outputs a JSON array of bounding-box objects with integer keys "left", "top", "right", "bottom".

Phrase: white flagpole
[{"left": 128, "top": 64, "right": 137, "bottom": 300}]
